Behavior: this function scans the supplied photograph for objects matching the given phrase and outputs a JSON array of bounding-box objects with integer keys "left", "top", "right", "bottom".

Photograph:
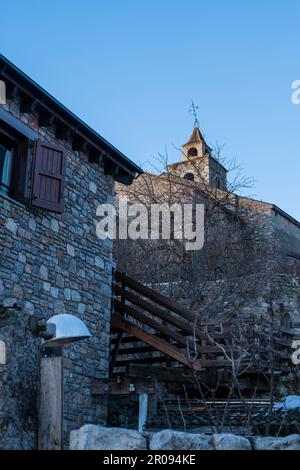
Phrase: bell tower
[
  {"left": 167, "top": 123, "right": 227, "bottom": 189},
  {"left": 182, "top": 126, "right": 212, "bottom": 161}
]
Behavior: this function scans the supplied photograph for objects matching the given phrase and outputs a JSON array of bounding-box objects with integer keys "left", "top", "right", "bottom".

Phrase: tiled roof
[{"left": 184, "top": 127, "right": 204, "bottom": 145}]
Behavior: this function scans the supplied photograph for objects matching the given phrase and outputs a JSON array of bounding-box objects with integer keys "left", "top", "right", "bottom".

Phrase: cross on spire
[{"left": 189, "top": 100, "right": 200, "bottom": 129}]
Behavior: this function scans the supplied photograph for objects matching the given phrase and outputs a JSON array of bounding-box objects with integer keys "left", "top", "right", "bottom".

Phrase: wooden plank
[
  {"left": 111, "top": 333, "right": 248, "bottom": 351},
  {"left": 113, "top": 300, "right": 252, "bottom": 350},
  {"left": 109, "top": 332, "right": 123, "bottom": 375},
  {"left": 114, "top": 299, "right": 194, "bottom": 350},
  {"left": 125, "top": 358, "right": 252, "bottom": 369},
  {"left": 114, "top": 346, "right": 156, "bottom": 355},
  {"left": 114, "top": 271, "right": 255, "bottom": 328},
  {"left": 127, "top": 364, "right": 204, "bottom": 383},
  {"left": 115, "top": 343, "right": 244, "bottom": 355},
  {"left": 111, "top": 313, "right": 202, "bottom": 370},
  {"left": 114, "top": 271, "right": 198, "bottom": 323},
  {"left": 199, "top": 359, "right": 249, "bottom": 368},
  {"left": 114, "top": 284, "right": 203, "bottom": 338},
  {"left": 115, "top": 356, "right": 168, "bottom": 366},
  {"left": 91, "top": 379, "right": 155, "bottom": 395},
  {"left": 38, "top": 355, "right": 63, "bottom": 450},
  {"left": 111, "top": 335, "right": 144, "bottom": 344}
]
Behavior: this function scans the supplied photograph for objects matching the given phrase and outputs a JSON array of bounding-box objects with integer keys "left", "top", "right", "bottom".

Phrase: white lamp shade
[{"left": 43, "top": 314, "right": 91, "bottom": 347}]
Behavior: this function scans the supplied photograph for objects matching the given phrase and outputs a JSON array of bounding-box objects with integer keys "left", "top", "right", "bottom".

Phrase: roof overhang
[{"left": 0, "top": 54, "right": 143, "bottom": 185}]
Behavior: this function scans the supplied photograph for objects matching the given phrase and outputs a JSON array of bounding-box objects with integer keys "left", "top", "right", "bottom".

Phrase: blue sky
[{"left": 1, "top": 0, "right": 299, "bottom": 219}]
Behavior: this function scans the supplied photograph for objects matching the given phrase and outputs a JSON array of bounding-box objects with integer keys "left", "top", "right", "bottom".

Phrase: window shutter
[{"left": 31, "top": 139, "right": 66, "bottom": 213}]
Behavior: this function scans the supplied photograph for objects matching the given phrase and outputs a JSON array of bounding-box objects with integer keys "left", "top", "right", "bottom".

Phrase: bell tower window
[
  {"left": 187, "top": 147, "right": 198, "bottom": 158},
  {"left": 184, "top": 172, "right": 195, "bottom": 181}
]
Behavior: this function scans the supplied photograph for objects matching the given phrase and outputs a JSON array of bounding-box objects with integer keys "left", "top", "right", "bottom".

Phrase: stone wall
[
  {"left": 70, "top": 425, "right": 300, "bottom": 450},
  {"left": 272, "top": 210, "right": 300, "bottom": 273},
  {"left": 0, "top": 97, "right": 115, "bottom": 448},
  {"left": 107, "top": 395, "right": 139, "bottom": 429}
]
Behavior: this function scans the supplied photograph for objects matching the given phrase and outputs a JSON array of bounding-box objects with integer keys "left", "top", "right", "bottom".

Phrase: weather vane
[{"left": 189, "top": 100, "right": 200, "bottom": 128}]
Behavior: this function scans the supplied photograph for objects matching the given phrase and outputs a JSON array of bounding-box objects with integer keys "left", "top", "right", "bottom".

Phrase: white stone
[
  {"left": 39, "top": 265, "right": 48, "bottom": 281},
  {"left": 67, "top": 244, "right": 75, "bottom": 257},
  {"left": 64, "top": 288, "right": 71, "bottom": 300},
  {"left": 23, "top": 301, "right": 35, "bottom": 316},
  {"left": 0, "top": 340, "right": 6, "bottom": 365},
  {"left": 18, "top": 253, "right": 26, "bottom": 263},
  {"left": 64, "top": 287, "right": 71, "bottom": 300},
  {"left": 70, "top": 425, "right": 147, "bottom": 450},
  {"left": 253, "top": 434, "right": 300, "bottom": 450},
  {"left": 149, "top": 429, "right": 213, "bottom": 450},
  {"left": 53, "top": 300, "right": 66, "bottom": 314},
  {"left": 50, "top": 287, "right": 59, "bottom": 299},
  {"left": 78, "top": 303, "right": 86, "bottom": 314},
  {"left": 95, "top": 256, "right": 104, "bottom": 269},
  {"left": 89, "top": 182, "right": 97, "bottom": 194},
  {"left": 51, "top": 219, "right": 59, "bottom": 233},
  {"left": 5, "top": 218, "right": 18, "bottom": 235},
  {"left": 71, "top": 290, "right": 81, "bottom": 302},
  {"left": 43, "top": 282, "right": 51, "bottom": 292},
  {"left": 70, "top": 430, "right": 79, "bottom": 450},
  {"left": 28, "top": 218, "right": 36, "bottom": 232},
  {"left": 213, "top": 433, "right": 252, "bottom": 450}
]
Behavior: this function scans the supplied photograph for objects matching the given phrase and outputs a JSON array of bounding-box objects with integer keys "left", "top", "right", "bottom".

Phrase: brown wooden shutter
[{"left": 31, "top": 139, "right": 66, "bottom": 213}]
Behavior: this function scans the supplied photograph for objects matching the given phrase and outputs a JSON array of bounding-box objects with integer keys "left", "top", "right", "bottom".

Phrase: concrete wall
[{"left": 0, "top": 97, "right": 114, "bottom": 448}]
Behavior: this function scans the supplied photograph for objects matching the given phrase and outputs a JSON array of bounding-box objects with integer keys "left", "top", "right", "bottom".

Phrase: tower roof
[{"left": 184, "top": 127, "right": 205, "bottom": 146}]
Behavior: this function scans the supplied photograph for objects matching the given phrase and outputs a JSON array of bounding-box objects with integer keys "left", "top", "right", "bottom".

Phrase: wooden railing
[{"left": 110, "top": 270, "right": 294, "bottom": 376}]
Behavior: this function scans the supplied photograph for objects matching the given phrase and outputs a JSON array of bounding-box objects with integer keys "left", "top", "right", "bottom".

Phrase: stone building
[
  {"left": 168, "top": 126, "right": 227, "bottom": 190},
  {"left": 115, "top": 124, "right": 300, "bottom": 281},
  {"left": 0, "top": 54, "right": 142, "bottom": 449},
  {"left": 110, "top": 125, "right": 300, "bottom": 432}
]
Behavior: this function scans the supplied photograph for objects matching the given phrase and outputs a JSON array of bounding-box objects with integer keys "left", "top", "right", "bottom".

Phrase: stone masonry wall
[
  {"left": 272, "top": 210, "right": 300, "bottom": 274},
  {"left": 0, "top": 97, "right": 115, "bottom": 448},
  {"left": 70, "top": 425, "right": 300, "bottom": 450}
]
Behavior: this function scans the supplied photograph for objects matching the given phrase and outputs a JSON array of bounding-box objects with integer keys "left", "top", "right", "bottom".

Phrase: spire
[
  {"left": 185, "top": 126, "right": 205, "bottom": 145},
  {"left": 182, "top": 125, "right": 211, "bottom": 161},
  {"left": 185, "top": 100, "right": 206, "bottom": 145}
]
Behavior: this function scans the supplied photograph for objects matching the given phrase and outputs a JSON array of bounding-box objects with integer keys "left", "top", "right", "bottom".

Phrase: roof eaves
[{"left": 0, "top": 54, "right": 143, "bottom": 179}]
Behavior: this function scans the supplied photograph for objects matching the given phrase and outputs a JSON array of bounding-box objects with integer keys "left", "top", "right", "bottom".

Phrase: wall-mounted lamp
[
  {"left": 29, "top": 313, "right": 91, "bottom": 347},
  {"left": 42, "top": 314, "right": 91, "bottom": 347}
]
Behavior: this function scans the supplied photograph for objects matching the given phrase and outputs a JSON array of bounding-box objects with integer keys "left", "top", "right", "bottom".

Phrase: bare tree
[
  {"left": 114, "top": 145, "right": 274, "bottom": 304},
  {"left": 113, "top": 144, "right": 297, "bottom": 435}
]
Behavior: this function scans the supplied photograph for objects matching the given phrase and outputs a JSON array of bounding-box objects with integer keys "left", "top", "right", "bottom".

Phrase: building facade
[
  {"left": 115, "top": 125, "right": 300, "bottom": 287},
  {"left": 0, "top": 55, "right": 142, "bottom": 449},
  {"left": 167, "top": 126, "right": 227, "bottom": 190}
]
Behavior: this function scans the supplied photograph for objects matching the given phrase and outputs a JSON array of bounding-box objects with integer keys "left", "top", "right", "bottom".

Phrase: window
[
  {"left": 215, "top": 176, "right": 222, "bottom": 189},
  {"left": 188, "top": 147, "right": 198, "bottom": 157},
  {"left": 0, "top": 134, "right": 14, "bottom": 196},
  {"left": 184, "top": 172, "right": 195, "bottom": 181},
  {"left": 0, "top": 127, "right": 28, "bottom": 202},
  {"left": 0, "top": 108, "right": 66, "bottom": 212}
]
